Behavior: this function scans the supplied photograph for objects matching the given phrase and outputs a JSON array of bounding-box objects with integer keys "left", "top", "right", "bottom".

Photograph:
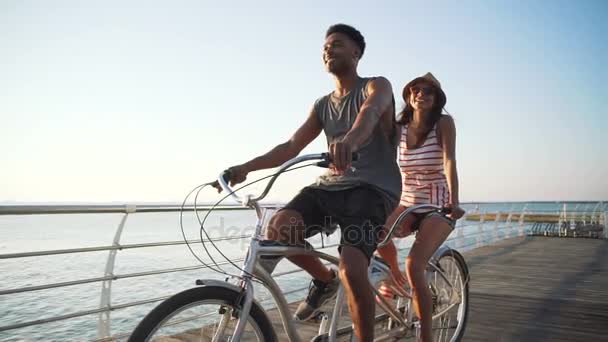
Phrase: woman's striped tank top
[{"left": 398, "top": 123, "right": 450, "bottom": 208}]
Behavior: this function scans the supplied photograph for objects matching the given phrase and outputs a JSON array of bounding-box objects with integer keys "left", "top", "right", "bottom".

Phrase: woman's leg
[
  {"left": 406, "top": 215, "right": 453, "bottom": 342},
  {"left": 376, "top": 206, "right": 416, "bottom": 289}
]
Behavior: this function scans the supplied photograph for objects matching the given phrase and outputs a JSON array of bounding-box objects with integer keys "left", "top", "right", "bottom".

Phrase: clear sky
[{"left": 1, "top": 0, "right": 606, "bottom": 204}]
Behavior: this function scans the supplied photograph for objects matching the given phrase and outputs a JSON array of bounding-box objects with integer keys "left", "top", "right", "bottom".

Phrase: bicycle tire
[
  {"left": 430, "top": 248, "right": 469, "bottom": 342},
  {"left": 128, "top": 285, "right": 278, "bottom": 342}
]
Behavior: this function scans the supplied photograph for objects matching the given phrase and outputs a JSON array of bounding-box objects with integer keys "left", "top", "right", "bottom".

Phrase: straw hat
[{"left": 402, "top": 72, "right": 447, "bottom": 107}]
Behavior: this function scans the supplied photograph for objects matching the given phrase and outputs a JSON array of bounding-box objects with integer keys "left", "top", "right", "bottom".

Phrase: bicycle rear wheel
[
  {"left": 427, "top": 248, "right": 469, "bottom": 342},
  {"left": 128, "top": 286, "right": 277, "bottom": 342}
]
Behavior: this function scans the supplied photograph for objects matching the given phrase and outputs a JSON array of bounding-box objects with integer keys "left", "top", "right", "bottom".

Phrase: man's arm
[
  {"left": 332, "top": 77, "right": 394, "bottom": 171},
  {"left": 220, "top": 108, "right": 322, "bottom": 188}
]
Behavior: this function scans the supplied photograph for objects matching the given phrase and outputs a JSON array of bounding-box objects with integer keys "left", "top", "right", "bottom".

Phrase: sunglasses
[{"left": 410, "top": 86, "right": 435, "bottom": 96}]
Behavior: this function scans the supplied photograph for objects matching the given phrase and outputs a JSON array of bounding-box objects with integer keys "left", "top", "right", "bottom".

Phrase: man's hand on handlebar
[
  {"left": 211, "top": 164, "right": 250, "bottom": 193},
  {"left": 328, "top": 141, "right": 354, "bottom": 175},
  {"left": 210, "top": 151, "right": 358, "bottom": 194}
]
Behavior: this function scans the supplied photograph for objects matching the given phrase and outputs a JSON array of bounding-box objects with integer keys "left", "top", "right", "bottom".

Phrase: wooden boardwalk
[
  {"left": 266, "top": 236, "right": 608, "bottom": 341},
  {"left": 161, "top": 236, "right": 608, "bottom": 341},
  {"left": 462, "top": 236, "right": 608, "bottom": 341}
]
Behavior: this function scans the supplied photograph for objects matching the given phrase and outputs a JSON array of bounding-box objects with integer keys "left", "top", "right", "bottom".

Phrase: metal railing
[{"left": 0, "top": 201, "right": 605, "bottom": 341}]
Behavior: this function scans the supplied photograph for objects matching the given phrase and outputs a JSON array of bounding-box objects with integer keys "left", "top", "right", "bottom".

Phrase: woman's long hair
[{"left": 397, "top": 82, "right": 447, "bottom": 145}]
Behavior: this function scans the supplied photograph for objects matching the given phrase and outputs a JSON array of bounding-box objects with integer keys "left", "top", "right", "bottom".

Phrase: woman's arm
[{"left": 438, "top": 115, "right": 464, "bottom": 218}]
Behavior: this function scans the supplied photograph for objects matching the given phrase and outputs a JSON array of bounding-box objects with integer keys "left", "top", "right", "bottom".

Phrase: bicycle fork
[
  {"left": 228, "top": 278, "right": 255, "bottom": 342},
  {"left": 209, "top": 277, "right": 254, "bottom": 342},
  {"left": 229, "top": 225, "right": 261, "bottom": 342}
]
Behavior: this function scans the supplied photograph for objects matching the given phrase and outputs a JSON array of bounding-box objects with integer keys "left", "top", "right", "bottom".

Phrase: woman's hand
[
  {"left": 445, "top": 203, "right": 465, "bottom": 220},
  {"left": 389, "top": 263, "right": 408, "bottom": 290}
]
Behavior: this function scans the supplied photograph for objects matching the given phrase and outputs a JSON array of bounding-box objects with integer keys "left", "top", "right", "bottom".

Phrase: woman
[{"left": 377, "top": 72, "right": 465, "bottom": 342}]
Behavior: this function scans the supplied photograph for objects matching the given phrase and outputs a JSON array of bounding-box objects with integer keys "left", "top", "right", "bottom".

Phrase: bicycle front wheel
[
  {"left": 427, "top": 248, "right": 469, "bottom": 342},
  {"left": 128, "top": 285, "right": 277, "bottom": 342}
]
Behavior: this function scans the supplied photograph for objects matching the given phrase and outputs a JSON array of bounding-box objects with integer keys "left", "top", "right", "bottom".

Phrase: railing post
[
  {"left": 570, "top": 203, "right": 580, "bottom": 237},
  {"left": 476, "top": 211, "right": 485, "bottom": 248},
  {"left": 519, "top": 203, "right": 528, "bottom": 236},
  {"left": 598, "top": 202, "right": 604, "bottom": 224},
  {"left": 455, "top": 214, "right": 464, "bottom": 249},
  {"left": 591, "top": 202, "right": 602, "bottom": 225},
  {"left": 505, "top": 204, "right": 515, "bottom": 238},
  {"left": 583, "top": 203, "right": 592, "bottom": 225},
  {"left": 495, "top": 211, "right": 503, "bottom": 243},
  {"left": 97, "top": 205, "right": 136, "bottom": 339},
  {"left": 604, "top": 211, "right": 608, "bottom": 240},
  {"left": 559, "top": 203, "right": 567, "bottom": 237}
]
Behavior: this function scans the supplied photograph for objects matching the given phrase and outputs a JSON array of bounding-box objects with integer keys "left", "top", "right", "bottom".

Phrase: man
[{"left": 215, "top": 24, "right": 401, "bottom": 341}]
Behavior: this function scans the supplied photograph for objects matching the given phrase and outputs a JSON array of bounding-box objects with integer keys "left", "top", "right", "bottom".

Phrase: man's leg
[
  {"left": 266, "top": 208, "right": 340, "bottom": 321},
  {"left": 336, "top": 185, "right": 396, "bottom": 341},
  {"left": 265, "top": 209, "right": 333, "bottom": 282},
  {"left": 265, "top": 188, "right": 342, "bottom": 321},
  {"left": 339, "top": 246, "right": 374, "bottom": 342}
]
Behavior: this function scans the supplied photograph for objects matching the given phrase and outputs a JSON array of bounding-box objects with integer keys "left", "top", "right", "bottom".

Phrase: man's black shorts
[{"left": 279, "top": 184, "right": 396, "bottom": 260}]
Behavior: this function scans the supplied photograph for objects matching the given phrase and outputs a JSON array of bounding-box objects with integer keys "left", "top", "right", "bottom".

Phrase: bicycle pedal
[{"left": 311, "top": 311, "right": 326, "bottom": 323}]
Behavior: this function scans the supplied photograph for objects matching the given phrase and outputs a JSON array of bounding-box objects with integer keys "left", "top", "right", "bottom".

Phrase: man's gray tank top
[{"left": 308, "top": 76, "right": 402, "bottom": 205}]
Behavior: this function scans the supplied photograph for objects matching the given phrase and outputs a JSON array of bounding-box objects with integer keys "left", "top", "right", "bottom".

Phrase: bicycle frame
[
  {"left": 212, "top": 153, "right": 463, "bottom": 342},
  {"left": 220, "top": 216, "right": 460, "bottom": 342}
]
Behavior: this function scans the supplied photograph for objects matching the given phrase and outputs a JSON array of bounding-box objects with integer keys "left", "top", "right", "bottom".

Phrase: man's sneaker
[{"left": 293, "top": 271, "right": 340, "bottom": 321}]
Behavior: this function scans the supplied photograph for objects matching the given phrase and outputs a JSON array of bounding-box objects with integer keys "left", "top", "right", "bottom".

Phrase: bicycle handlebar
[{"left": 218, "top": 152, "right": 358, "bottom": 207}]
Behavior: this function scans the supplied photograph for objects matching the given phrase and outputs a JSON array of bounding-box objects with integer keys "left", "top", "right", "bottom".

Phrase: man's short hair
[{"left": 325, "top": 24, "right": 366, "bottom": 58}]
